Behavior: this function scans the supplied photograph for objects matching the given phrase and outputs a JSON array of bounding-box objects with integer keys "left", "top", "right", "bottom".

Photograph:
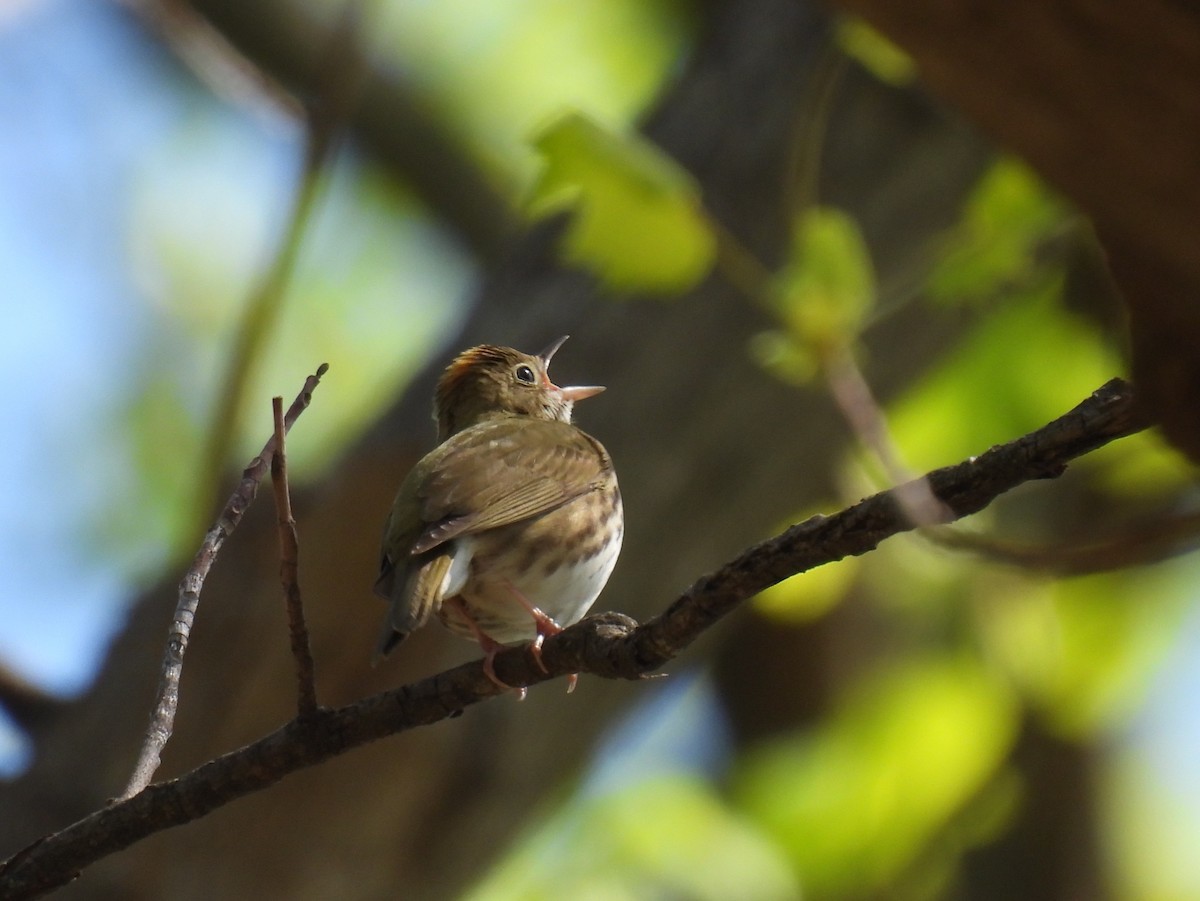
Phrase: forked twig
[{"left": 120, "top": 364, "right": 328, "bottom": 800}]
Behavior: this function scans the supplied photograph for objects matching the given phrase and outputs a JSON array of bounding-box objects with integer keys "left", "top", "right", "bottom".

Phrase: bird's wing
[
  {"left": 373, "top": 458, "right": 461, "bottom": 658},
  {"left": 413, "top": 417, "right": 611, "bottom": 553},
  {"left": 371, "top": 416, "right": 612, "bottom": 660},
  {"left": 373, "top": 462, "right": 427, "bottom": 600},
  {"left": 373, "top": 551, "right": 452, "bottom": 661}
]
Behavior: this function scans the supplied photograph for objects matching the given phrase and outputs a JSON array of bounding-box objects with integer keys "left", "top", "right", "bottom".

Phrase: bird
[{"left": 373, "top": 336, "right": 622, "bottom": 697}]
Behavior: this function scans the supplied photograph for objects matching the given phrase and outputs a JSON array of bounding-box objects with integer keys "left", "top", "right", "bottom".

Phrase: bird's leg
[
  {"left": 504, "top": 583, "right": 579, "bottom": 694},
  {"left": 444, "top": 597, "right": 526, "bottom": 701}
]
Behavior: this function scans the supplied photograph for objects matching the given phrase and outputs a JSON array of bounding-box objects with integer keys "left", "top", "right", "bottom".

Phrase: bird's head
[{"left": 433, "top": 336, "right": 604, "bottom": 440}]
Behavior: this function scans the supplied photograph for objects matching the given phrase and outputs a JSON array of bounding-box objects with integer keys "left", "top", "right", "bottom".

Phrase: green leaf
[
  {"left": 887, "top": 276, "right": 1118, "bottom": 473},
  {"left": 749, "top": 329, "right": 822, "bottom": 386},
  {"left": 528, "top": 111, "right": 717, "bottom": 293},
  {"left": 836, "top": 19, "right": 916, "bottom": 85},
  {"left": 735, "top": 657, "right": 1018, "bottom": 896},
  {"left": 468, "top": 776, "right": 798, "bottom": 901},
  {"left": 755, "top": 508, "right": 861, "bottom": 622},
  {"left": 773, "top": 207, "right": 875, "bottom": 353},
  {"left": 997, "top": 568, "right": 1195, "bottom": 736},
  {"left": 928, "top": 159, "right": 1066, "bottom": 305}
]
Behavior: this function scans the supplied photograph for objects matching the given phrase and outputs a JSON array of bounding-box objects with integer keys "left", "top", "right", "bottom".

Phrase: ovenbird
[{"left": 373, "top": 337, "right": 623, "bottom": 694}]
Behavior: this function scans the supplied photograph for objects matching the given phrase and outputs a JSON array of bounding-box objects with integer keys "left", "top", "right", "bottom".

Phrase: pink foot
[
  {"left": 505, "top": 583, "right": 581, "bottom": 693},
  {"left": 446, "top": 597, "right": 527, "bottom": 700}
]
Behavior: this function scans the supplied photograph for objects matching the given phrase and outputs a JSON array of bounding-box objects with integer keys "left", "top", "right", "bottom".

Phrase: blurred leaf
[
  {"left": 976, "top": 558, "right": 1198, "bottom": 737},
  {"left": 974, "top": 575, "right": 1063, "bottom": 699},
  {"left": 258, "top": 161, "right": 469, "bottom": 472},
  {"left": 102, "top": 355, "right": 206, "bottom": 581},
  {"left": 469, "top": 776, "right": 799, "bottom": 901},
  {"left": 749, "top": 329, "right": 822, "bottom": 386},
  {"left": 756, "top": 543, "right": 860, "bottom": 623},
  {"left": 888, "top": 276, "right": 1119, "bottom": 473},
  {"left": 112, "top": 115, "right": 470, "bottom": 580},
  {"left": 1111, "top": 734, "right": 1200, "bottom": 901},
  {"left": 528, "top": 111, "right": 717, "bottom": 293},
  {"left": 1043, "top": 568, "right": 1192, "bottom": 735},
  {"left": 836, "top": 19, "right": 916, "bottom": 85},
  {"left": 773, "top": 207, "right": 875, "bottom": 355},
  {"left": 735, "top": 657, "right": 1018, "bottom": 897},
  {"left": 373, "top": 0, "right": 694, "bottom": 189},
  {"left": 928, "top": 159, "right": 1066, "bottom": 306},
  {"left": 1083, "top": 428, "right": 1197, "bottom": 500}
]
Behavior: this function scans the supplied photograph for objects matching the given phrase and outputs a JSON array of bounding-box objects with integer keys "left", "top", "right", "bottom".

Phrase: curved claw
[
  {"left": 482, "top": 647, "right": 527, "bottom": 701},
  {"left": 447, "top": 596, "right": 528, "bottom": 700},
  {"left": 527, "top": 634, "right": 580, "bottom": 693},
  {"left": 503, "top": 582, "right": 585, "bottom": 695},
  {"left": 528, "top": 633, "right": 550, "bottom": 675}
]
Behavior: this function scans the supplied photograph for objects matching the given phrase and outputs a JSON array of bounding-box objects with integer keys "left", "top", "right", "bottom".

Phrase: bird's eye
[{"left": 514, "top": 364, "right": 537, "bottom": 385}]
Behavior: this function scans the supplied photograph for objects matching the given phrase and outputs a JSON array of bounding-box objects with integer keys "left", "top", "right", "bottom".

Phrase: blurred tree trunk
[
  {"left": 0, "top": 1, "right": 994, "bottom": 898},
  {"left": 827, "top": 0, "right": 1200, "bottom": 462}
]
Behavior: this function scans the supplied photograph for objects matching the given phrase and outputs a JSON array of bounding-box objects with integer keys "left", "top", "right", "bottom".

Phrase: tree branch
[
  {"left": 618, "top": 378, "right": 1144, "bottom": 674},
  {"left": 0, "top": 378, "right": 1144, "bottom": 900},
  {"left": 924, "top": 507, "right": 1200, "bottom": 576},
  {"left": 270, "top": 396, "right": 318, "bottom": 716},
  {"left": 118, "top": 365, "right": 328, "bottom": 801},
  {"left": 171, "top": 0, "right": 516, "bottom": 261},
  {"left": 0, "top": 664, "right": 65, "bottom": 734}
]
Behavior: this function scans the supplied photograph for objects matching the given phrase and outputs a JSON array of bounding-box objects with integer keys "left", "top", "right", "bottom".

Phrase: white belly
[{"left": 439, "top": 520, "right": 623, "bottom": 644}]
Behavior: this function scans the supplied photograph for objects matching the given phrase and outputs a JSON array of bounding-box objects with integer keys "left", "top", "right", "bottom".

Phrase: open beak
[
  {"left": 537, "top": 335, "right": 605, "bottom": 402},
  {"left": 537, "top": 335, "right": 571, "bottom": 365},
  {"left": 559, "top": 384, "right": 605, "bottom": 402}
]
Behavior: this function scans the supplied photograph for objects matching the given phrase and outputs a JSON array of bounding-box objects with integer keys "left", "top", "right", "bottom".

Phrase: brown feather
[
  {"left": 417, "top": 418, "right": 610, "bottom": 536},
  {"left": 373, "top": 339, "right": 620, "bottom": 664},
  {"left": 372, "top": 551, "right": 453, "bottom": 662}
]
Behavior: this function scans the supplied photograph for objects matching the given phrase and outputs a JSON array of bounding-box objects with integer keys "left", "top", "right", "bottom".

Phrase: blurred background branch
[{"left": 156, "top": 0, "right": 517, "bottom": 261}]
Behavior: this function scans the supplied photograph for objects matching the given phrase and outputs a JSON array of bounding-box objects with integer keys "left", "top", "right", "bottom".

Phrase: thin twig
[
  {"left": 622, "top": 378, "right": 1146, "bottom": 673},
  {"left": 122, "top": 0, "right": 302, "bottom": 122},
  {"left": 710, "top": 210, "right": 949, "bottom": 527},
  {"left": 119, "top": 364, "right": 328, "bottom": 801},
  {"left": 925, "top": 507, "right": 1200, "bottom": 576},
  {"left": 195, "top": 3, "right": 365, "bottom": 521},
  {"left": 271, "top": 396, "right": 318, "bottom": 715},
  {"left": 823, "top": 346, "right": 952, "bottom": 526},
  {"left": 784, "top": 34, "right": 847, "bottom": 220},
  {"left": 4, "top": 379, "right": 1145, "bottom": 899}
]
